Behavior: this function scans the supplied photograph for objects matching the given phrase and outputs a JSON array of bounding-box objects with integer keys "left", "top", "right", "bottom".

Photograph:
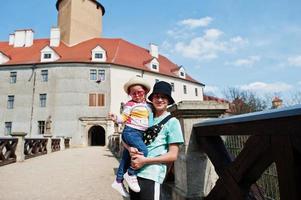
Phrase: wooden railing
[
  {"left": 193, "top": 104, "right": 301, "bottom": 200},
  {"left": 0, "top": 138, "right": 18, "bottom": 166}
]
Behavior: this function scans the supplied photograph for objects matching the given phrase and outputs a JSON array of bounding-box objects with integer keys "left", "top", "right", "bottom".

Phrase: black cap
[{"left": 148, "top": 81, "right": 175, "bottom": 105}]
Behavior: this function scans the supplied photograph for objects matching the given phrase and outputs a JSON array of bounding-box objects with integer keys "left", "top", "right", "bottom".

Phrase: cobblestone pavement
[{"left": 0, "top": 147, "right": 126, "bottom": 200}]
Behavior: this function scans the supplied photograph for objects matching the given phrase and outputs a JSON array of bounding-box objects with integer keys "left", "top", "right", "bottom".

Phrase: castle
[{"left": 0, "top": 0, "right": 204, "bottom": 146}]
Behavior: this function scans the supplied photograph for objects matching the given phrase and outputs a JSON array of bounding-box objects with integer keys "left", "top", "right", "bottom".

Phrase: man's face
[{"left": 152, "top": 93, "right": 168, "bottom": 112}]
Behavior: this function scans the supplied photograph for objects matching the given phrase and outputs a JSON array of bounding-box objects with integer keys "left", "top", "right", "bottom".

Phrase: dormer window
[
  {"left": 95, "top": 53, "right": 103, "bottom": 59},
  {"left": 92, "top": 46, "right": 106, "bottom": 62},
  {"left": 43, "top": 53, "right": 52, "bottom": 59},
  {"left": 40, "top": 46, "right": 59, "bottom": 62},
  {"left": 178, "top": 66, "right": 186, "bottom": 79},
  {"left": 152, "top": 64, "right": 158, "bottom": 70},
  {"left": 145, "top": 58, "right": 159, "bottom": 72}
]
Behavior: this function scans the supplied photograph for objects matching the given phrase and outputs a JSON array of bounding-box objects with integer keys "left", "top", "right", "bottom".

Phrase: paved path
[{"left": 0, "top": 147, "right": 126, "bottom": 200}]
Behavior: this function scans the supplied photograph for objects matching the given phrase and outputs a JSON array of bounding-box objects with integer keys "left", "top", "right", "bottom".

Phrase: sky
[{"left": 1, "top": 0, "right": 301, "bottom": 102}]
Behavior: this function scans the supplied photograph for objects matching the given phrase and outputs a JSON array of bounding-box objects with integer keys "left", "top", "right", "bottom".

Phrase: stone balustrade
[
  {"left": 0, "top": 134, "right": 71, "bottom": 166},
  {"left": 0, "top": 137, "right": 18, "bottom": 166}
]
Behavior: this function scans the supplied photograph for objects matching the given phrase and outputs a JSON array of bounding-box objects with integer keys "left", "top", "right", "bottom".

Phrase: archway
[{"left": 88, "top": 126, "right": 105, "bottom": 146}]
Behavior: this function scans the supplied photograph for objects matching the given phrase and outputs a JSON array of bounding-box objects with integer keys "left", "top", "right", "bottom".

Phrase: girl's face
[{"left": 129, "top": 85, "right": 146, "bottom": 103}]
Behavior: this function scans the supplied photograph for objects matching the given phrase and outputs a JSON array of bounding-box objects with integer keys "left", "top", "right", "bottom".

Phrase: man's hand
[{"left": 131, "top": 154, "right": 147, "bottom": 170}]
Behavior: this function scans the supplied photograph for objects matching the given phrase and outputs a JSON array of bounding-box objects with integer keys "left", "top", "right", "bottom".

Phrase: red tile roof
[
  {"left": 203, "top": 95, "right": 229, "bottom": 103},
  {"left": 0, "top": 38, "right": 203, "bottom": 85}
]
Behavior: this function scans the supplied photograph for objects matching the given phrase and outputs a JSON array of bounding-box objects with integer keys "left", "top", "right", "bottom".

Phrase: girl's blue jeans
[{"left": 116, "top": 126, "right": 148, "bottom": 182}]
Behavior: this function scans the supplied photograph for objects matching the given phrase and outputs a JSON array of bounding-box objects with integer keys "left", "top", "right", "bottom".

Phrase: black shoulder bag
[{"left": 143, "top": 115, "right": 173, "bottom": 145}]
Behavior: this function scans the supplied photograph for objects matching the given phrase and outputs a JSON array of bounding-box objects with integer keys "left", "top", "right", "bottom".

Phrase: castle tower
[{"left": 56, "top": 0, "right": 105, "bottom": 46}]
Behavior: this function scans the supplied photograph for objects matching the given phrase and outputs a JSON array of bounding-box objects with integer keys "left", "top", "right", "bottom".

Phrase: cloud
[
  {"left": 230, "top": 36, "right": 249, "bottom": 46},
  {"left": 172, "top": 30, "right": 248, "bottom": 60},
  {"left": 240, "top": 82, "right": 293, "bottom": 93},
  {"left": 288, "top": 55, "right": 301, "bottom": 67},
  {"left": 298, "top": 81, "right": 301, "bottom": 85},
  {"left": 226, "top": 56, "right": 261, "bottom": 67},
  {"left": 204, "top": 85, "right": 222, "bottom": 96},
  {"left": 163, "top": 18, "right": 248, "bottom": 61},
  {"left": 203, "top": 29, "right": 223, "bottom": 40},
  {"left": 172, "top": 28, "right": 226, "bottom": 60},
  {"left": 179, "top": 17, "right": 213, "bottom": 29}
]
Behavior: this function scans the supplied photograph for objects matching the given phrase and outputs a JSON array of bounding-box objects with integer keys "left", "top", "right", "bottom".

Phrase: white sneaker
[
  {"left": 123, "top": 172, "right": 141, "bottom": 192},
  {"left": 111, "top": 180, "right": 129, "bottom": 197}
]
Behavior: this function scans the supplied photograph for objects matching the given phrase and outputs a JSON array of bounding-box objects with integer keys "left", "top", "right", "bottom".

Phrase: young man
[{"left": 127, "top": 81, "right": 184, "bottom": 200}]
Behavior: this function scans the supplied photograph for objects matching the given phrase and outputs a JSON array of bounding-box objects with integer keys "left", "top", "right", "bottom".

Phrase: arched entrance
[{"left": 88, "top": 126, "right": 105, "bottom": 146}]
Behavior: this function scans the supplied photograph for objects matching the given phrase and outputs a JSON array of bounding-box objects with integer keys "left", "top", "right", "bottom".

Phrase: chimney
[
  {"left": 9, "top": 34, "right": 15, "bottom": 45},
  {"left": 13, "top": 29, "right": 34, "bottom": 47},
  {"left": 25, "top": 29, "right": 34, "bottom": 47},
  {"left": 149, "top": 43, "right": 158, "bottom": 58},
  {"left": 50, "top": 27, "right": 60, "bottom": 47},
  {"left": 272, "top": 97, "right": 283, "bottom": 109}
]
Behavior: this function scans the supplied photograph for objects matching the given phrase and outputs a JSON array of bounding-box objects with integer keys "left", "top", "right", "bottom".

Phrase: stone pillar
[
  {"left": 60, "top": 137, "right": 65, "bottom": 151},
  {"left": 44, "top": 134, "right": 53, "bottom": 154},
  {"left": 167, "top": 101, "right": 229, "bottom": 200},
  {"left": 10, "top": 132, "right": 27, "bottom": 162}
]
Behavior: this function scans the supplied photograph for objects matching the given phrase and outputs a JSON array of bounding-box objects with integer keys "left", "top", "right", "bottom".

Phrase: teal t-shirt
[{"left": 137, "top": 112, "right": 184, "bottom": 184}]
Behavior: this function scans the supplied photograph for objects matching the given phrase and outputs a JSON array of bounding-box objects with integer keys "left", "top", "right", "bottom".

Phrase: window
[
  {"left": 89, "top": 93, "right": 105, "bottom": 107},
  {"left": 90, "top": 69, "right": 97, "bottom": 80},
  {"left": 90, "top": 69, "right": 105, "bottom": 82},
  {"left": 39, "top": 94, "right": 47, "bottom": 107},
  {"left": 41, "top": 70, "right": 48, "bottom": 82},
  {"left": 7, "top": 95, "right": 14, "bottom": 109},
  {"left": 43, "top": 53, "right": 52, "bottom": 59},
  {"left": 180, "top": 71, "right": 185, "bottom": 77},
  {"left": 95, "top": 53, "right": 103, "bottom": 59},
  {"left": 5, "top": 122, "right": 12, "bottom": 136},
  {"left": 38, "top": 121, "right": 45, "bottom": 134},
  {"left": 195, "top": 88, "right": 198, "bottom": 96},
  {"left": 155, "top": 79, "right": 160, "bottom": 83},
  {"left": 10, "top": 72, "right": 17, "bottom": 84},
  {"left": 98, "top": 94, "right": 105, "bottom": 106},
  {"left": 152, "top": 64, "right": 158, "bottom": 70},
  {"left": 170, "top": 82, "right": 175, "bottom": 92},
  {"left": 98, "top": 69, "right": 105, "bottom": 81},
  {"left": 183, "top": 85, "right": 187, "bottom": 94}
]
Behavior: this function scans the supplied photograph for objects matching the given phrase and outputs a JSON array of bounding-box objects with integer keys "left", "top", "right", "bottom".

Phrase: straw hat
[{"left": 123, "top": 76, "right": 151, "bottom": 94}]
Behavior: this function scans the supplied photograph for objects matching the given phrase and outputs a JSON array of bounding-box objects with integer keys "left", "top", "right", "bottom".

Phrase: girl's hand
[
  {"left": 131, "top": 154, "right": 147, "bottom": 170},
  {"left": 128, "top": 147, "right": 143, "bottom": 157},
  {"left": 108, "top": 113, "right": 116, "bottom": 122}
]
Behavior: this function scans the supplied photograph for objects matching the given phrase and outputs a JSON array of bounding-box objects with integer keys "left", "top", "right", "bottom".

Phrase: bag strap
[{"left": 157, "top": 115, "right": 173, "bottom": 127}]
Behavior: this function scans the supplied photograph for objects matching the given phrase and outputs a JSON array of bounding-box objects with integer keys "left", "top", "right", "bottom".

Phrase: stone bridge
[
  {"left": 0, "top": 147, "right": 124, "bottom": 200},
  {"left": 1, "top": 101, "right": 300, "bottom": 200}
]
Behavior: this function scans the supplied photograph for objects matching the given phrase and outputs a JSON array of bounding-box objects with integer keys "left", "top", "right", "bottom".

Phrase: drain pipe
[{"left": 28, "top": 64, "right": 37, "bottom": 137}]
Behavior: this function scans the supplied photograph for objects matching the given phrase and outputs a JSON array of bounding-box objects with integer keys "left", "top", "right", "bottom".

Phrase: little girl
[{"left": 110, "top": 76, "right": 153, "bottom": 197}]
